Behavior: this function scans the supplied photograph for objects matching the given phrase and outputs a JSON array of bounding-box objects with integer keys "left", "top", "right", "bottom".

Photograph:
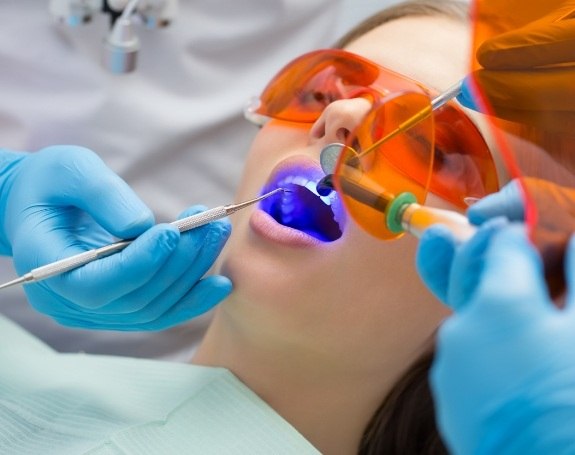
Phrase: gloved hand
[
  {"left": 431, "top": 224, "right": 575, "bottom": 455},
  {"left": 417, "top": 178, "right": 575, "bottom": 305},
  {"left": 457, "top": 0, "right": 575, "bottom": 133},
  {"left": 0, "top": 146, "right": 232, "bottom": 330}
]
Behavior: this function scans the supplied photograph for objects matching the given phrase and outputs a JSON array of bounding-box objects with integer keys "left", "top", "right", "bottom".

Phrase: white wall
[{"left": 335, "top": 0, "right": 403, "bottom": 37}]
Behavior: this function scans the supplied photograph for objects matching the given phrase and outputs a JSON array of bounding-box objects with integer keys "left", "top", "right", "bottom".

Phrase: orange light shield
[
  {"left": 334, "top": 92, "right": 435, "bottom": 240},
  {"left": 470, "top": 0, "right": 575, "bottom": 297}
]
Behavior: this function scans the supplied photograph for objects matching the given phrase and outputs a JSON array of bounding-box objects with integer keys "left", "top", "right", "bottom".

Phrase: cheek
[{"left": 235, "top": 123, "right": 309, "bottom": 198}]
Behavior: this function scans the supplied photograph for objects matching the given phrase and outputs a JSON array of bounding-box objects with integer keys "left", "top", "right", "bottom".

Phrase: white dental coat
[{"left": 0, "top": 0, "right": 386, "bottom": 360}]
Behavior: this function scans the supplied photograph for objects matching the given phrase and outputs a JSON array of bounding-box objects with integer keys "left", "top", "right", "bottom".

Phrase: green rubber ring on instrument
[{"left": 386, "top": 192, "right": 417, "bottom": 233}]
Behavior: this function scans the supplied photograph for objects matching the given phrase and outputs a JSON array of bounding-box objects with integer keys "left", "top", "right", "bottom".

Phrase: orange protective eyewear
[{"left": 247, "top": 49, "right": 499, "bottom": 239}]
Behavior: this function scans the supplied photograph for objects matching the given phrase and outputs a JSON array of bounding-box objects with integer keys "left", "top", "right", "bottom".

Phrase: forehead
[{"left": 343, "top": 15, "right": 470, "bottom": 92}]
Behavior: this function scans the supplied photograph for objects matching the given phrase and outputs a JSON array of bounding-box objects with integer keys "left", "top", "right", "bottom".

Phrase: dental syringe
[{"left": 0, "top": 188, "right": 286, "bottom": 291}]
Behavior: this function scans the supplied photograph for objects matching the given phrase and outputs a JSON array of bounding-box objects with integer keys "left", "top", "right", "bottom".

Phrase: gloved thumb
[
  {"left": 470, "top": 225, "right": 550, "bottom": 313},
  {"left": 447, "top": 217, "right": 507, "bottom": 311},
  {"left": 416, "top": 225, "right": 456, "bottom": 303},
  {"left": 467, "top": 180, "right": 525, "bottom": 225}
]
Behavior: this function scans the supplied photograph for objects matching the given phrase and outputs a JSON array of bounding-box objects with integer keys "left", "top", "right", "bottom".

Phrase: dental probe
[{"left": 0, "top": 188, "right": 286, "bottom": 291}]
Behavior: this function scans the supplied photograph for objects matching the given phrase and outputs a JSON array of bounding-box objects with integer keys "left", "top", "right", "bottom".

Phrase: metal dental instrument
[
  {"left": 318, "top": 80, "right": 463, "bottom": 176},
  {"left": 0, "top": 188, "right": 286, "bottom": 291}
]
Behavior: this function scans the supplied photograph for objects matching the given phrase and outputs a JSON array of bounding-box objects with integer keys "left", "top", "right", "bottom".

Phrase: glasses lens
[
  {"left": 334, "top": 92, "right": 435, "bottom": 240},
  {"left": 257, "top": 49, "right": 498, "bottom": 210},
  {"left": 254, "top": 49, "right": 424, "bottom": 123},
  {"left": 430, "top": 103, "right": 499, "bottom": 208}
]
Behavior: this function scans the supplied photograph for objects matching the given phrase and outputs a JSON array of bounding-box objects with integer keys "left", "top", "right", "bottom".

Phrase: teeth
[
  {"left": 291, "top": 176, "right": 309, "bottom": 187},
  {"left": 268, "top": 170, "right": 346, "bottom": 237},
  {"left": 332, "top": 203, "right": 344, "bottom": 228},
  {"left": 280, "top": 189, "right": 295, "bottom": 221},
  {"left": 277, "top": 175, "right": 333, "bottom": 206}
]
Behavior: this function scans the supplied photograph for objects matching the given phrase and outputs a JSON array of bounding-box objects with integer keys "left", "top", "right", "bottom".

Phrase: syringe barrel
[{"left": 400, "top": 203, "right": 476, "bottom": 242}]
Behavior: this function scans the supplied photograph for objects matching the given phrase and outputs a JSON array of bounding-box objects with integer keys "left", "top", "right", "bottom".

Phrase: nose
[{"left": 309, "top": 98, "right": 372, "bottom": 147}]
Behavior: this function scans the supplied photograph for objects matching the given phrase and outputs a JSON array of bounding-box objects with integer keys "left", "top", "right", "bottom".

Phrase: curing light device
[{"left": 338, "top": 176, "right": 476, "bottom": 241}]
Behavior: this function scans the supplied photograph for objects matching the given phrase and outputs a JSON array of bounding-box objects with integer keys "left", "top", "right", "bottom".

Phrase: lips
[{"left": 256, "top": 159, "right": 346, "bottom": 243}]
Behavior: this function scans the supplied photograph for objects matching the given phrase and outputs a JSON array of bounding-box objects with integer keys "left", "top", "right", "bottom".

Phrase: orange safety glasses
[{"left": 247, "top": 49, "right": 499, "bottom": 239}]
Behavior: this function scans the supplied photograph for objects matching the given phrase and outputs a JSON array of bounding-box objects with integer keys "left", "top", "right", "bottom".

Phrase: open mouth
[{"left": 259, "top": 167, "right": 345, "bottom": 242}]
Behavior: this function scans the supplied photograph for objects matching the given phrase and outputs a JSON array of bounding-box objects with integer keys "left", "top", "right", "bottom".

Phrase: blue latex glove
[
  {"left": 417, "top": 179, "right": 575, "bottom": 305},
  {"left": 415, "top": 180, "right": 523, "bottom": 307},
  {"left": 431, "top": 223, "right": 575, "bottom": 455},
  {"left": 0, "top": 146, "right": 232, "bottom": 330}
]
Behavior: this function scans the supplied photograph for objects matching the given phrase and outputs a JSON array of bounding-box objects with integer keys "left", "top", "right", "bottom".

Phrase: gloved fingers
[
  {"left": 33, "top": 224, "right": 181, "bottom": 310},
  {"left": 447, "top": 218, "right": 508, "bottom": 311},
  {"left": 469, "top": 225, "right": 551, "bottom": 313},
  {"left": 467, "top": 180, "right": 526, "bottom": 225},
  {"left": 24, "top": 206, "right": 230, "bottom": 329},
  {"left": 477, "top": 10, "right": 575, "bottom": 70},
  {"left": 39, "top": 146, "right": 155, "bottom": 239},
  {"left": 415, "top": 225, "right": 457, "bottom": 303},
  {"left": 95, "top": 213, "right": 230, "bottom": 317},
  {"left": 45, "top": 208, "right": 230, "bottom": 329},
  {"left": 52, "top": 276, "right": 232, "bottom": 331},
  {"left": 133, "top": 275, "right": 232, "bottom": 331},
  {"left": 21, "top": 224, "right": 177, "bottom": 317},
  {"left": 134, "top": 218, "right": 231, "bottom": 323},
  {"left": 23, "top": 285, "right": 80, "bottom": 319}
]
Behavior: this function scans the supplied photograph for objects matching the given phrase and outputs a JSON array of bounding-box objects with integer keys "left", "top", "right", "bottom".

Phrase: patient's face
[{"left": 216, "top": 16, "right": 473, "bottom": 371}]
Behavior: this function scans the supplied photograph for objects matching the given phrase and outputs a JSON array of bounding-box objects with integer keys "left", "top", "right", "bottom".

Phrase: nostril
[{"left": 336, "top": 127, "right": 350, "bottom": 143}]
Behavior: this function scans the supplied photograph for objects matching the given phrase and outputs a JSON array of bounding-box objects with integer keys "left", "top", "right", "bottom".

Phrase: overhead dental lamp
[{"left": 49, "top": 0, "right": 178, "bottom": 73}]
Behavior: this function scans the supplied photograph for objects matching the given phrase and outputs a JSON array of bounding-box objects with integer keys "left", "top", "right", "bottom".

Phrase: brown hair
[
  {"left": 359, "top": 349, "right": 446, "bottom": 454},
  {"left": 339, "top": 1, "right": 471, "bottom": 453},
  {"left": 335, "top": 0, "right": 468, "bottom": 49}
]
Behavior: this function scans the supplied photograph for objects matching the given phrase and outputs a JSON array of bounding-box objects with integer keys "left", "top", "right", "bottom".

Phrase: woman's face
[{"left": 215, "top": 15, "right": 474, "bottom": 373}]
